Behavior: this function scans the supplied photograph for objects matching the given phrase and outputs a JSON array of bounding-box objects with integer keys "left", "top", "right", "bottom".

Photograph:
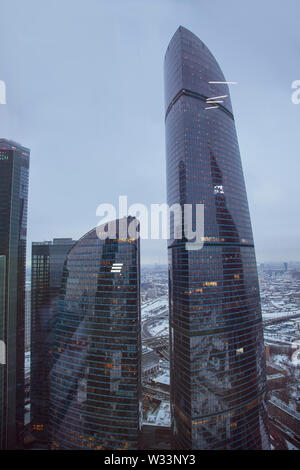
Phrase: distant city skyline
[{"left": 0, "top": 0, "right": 299, "bottom": 266}]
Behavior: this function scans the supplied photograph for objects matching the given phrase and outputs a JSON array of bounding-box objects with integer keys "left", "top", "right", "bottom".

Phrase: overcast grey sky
[{"left": 0, "top": 0, "right": 299, "bottom": 265}]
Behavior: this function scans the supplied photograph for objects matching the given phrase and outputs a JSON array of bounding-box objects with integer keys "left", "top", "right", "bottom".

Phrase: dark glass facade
[
  {"left": 165, "top": 27, "right": 269, "bottom": 449},
  {"left": 49, "top": 218, "right": 141, "bottom": 449},
  {"left": 0, "top": 139, "right": 30, "bottom": 449},
  {"left": 31, "top": 238, "right": 76, "bottom": 442}
]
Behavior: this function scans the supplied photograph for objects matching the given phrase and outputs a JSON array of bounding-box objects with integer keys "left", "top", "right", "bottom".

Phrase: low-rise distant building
[
  {"left": 268, "top": 396, "right": 300, "bottom": 449},
  {"left": 141, "top": 425, "right": 171, "bottom": 450},
  {"left": 142, "top": 346, "right": 160, "bottom": 377}
]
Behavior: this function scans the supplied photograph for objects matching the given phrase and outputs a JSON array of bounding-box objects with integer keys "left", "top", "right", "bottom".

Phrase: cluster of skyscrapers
[{"left": 0, "top": 27, "right": 269, "bottom": 450}]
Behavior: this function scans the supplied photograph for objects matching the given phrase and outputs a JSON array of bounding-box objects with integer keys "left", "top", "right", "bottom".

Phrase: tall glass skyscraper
[
  {"left": 31, "top": 238, "right": 76, "bottom": 443},
  {"left": 165, "top": 27, "right": 269, "bottom": 449},
  {"left": 0, "top": 139, "right": 30, "bottom": 449},
  {"left": 49, "top": 218, "right": 141, "bottom": 450}
]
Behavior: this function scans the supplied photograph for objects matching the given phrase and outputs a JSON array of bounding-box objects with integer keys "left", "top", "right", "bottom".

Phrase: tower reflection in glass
[
  {"left": 50, "top": 217, "right": 141, "bottom": 450},
  {"left": 165, "top": 27, "right": 269, "bottom": 450}
]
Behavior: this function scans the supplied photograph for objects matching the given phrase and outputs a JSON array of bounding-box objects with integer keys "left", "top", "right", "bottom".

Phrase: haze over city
[{"left": 0, "top": 0, "right": 299, "bottom": 264}]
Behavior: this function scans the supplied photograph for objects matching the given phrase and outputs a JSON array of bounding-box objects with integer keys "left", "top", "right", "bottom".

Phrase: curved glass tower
[
  {"left": 165, "top": 27, "right": 269, "bottom": 449},
  {"left": 49, "top": 218, "right": 141, "bottom": 450}
]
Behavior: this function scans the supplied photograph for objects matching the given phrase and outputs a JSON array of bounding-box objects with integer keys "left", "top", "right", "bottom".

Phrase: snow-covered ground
[
  {"left": 148, "top": 319, "right": 169, "bottom": 337},
  {"left": 264, "top": 318, "right": 300, "bottom": 345},
  {"left": 142, "top": 296, "right": 168, "bottom": 320},
  {"left": 153, "top": 371, "right": 170, "bottom": 386},
  {"left": 262, "top": 309, "right": 300, "bottom": 321},
  {"left": 143, "top": 401, "right": 170, "bottom": 427}
]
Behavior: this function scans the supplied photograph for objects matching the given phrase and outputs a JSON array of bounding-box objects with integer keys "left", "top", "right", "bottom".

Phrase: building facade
[
  {"left": 164, "top": 27, "right": 269, "bottom": 449},
  {"left": 30, "top": 238, "right": 76, "bottom": 442},
  {"left": 0, "top": 139, "right": 30, "bottom": 449},
  {"left": 49, "top": 218, "right": 141, "bottom": 449}
]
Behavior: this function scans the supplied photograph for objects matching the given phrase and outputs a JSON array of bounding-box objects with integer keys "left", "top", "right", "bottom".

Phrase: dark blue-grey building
[
  {"left": 49, "top": 218, "right": 141, "bottom": 449},
  {"left": 165, "top": 27, "right": 269, "bottom": 449},
  {"left": 30, "top": 238, "right": 76, "bottom": 442},
  {"left": 0, "top": 139, "right": 30, "bottom": 449}
]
